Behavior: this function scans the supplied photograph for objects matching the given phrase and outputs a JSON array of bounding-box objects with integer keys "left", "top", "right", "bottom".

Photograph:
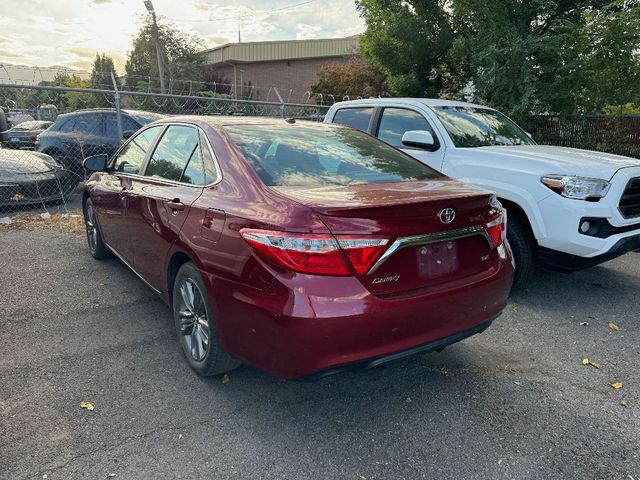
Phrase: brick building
[{"left": 201, "top": 36, "right": 360, "bottom": 102}]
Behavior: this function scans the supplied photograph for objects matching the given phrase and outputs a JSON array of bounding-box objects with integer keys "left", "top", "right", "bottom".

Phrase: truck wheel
[{"left": 507, "top": 213, "right": 536, "bottom": 288}]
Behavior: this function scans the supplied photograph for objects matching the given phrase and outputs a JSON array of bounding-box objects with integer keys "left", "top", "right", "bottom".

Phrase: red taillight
[
  {"left": 484, "top": 211, "right": 507, "bottom": 248},
  {"left": 336, "top": 236, "right": 389, "bottom": 275},
  {"left": 239, "top": 228, "right": 389, "bottom": 276}
]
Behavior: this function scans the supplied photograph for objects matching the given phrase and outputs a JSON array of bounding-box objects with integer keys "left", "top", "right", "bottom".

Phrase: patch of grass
[{"left": 1, "top": 211, "right": 85, "bottom": 235}]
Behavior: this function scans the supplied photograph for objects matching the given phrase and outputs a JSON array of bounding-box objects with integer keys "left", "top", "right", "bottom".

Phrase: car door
[
  {"left": 90, "top": 125, "right": 165, "bottom": 263},
  {"left": 374, "top": 107, "right": 446, "bottom": 171},
  {"left": 127, "top": 124, "right": 206, "bottom": 291}
]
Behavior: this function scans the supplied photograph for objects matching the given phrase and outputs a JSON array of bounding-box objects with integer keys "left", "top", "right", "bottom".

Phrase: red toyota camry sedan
[{"left": 82, "top": 116, "right": 514, "bottom": 379}]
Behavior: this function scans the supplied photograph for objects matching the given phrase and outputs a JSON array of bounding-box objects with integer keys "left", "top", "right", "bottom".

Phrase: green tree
[
  {"left": 90, "top": 53, "right": 119, "bottom": 90},
  {"left": 356, "top": 0, "right": 454, "bottom": 97},
  {"left": 40, "top": 73, "right": 97, "bottom": 112},
  {"left": 583, "top": 1, "right": 640, "bottom": 112},
  {"left": 124, "top": 15, "right": 206, "bottom": 92},
  {"left": 90, "top": 53, "right": 120, "bottom": 107},
  {"left": 310, "top": 57, "right": 387, "bottom": 102},
  {"left": 448, "top": 0, "right": 639, "bottom": 118}
]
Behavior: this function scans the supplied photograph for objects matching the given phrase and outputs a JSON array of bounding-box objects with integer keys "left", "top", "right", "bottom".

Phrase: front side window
[
  {"left": 433, "top": 106, "right": 534, "bottom": 147},
  {"left": 332, "top": 107, "right": 374, "bottom": 133},
  {"left": 145, "top": 125, "right": 202, "bottom": 183},
  {"left": 377, "top": 108, "right": 436, "bottom": 148},
  {"left": 113, "top": 125, "right": 163, "bottom": 174},
  {"left": 224, "top": 124, "right": 441, "bottom": 187}
]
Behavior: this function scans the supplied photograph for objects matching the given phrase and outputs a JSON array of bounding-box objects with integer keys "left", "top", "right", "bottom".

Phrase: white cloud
[{"left": 0, "top": 0, "right": 364, "bottom": 74}]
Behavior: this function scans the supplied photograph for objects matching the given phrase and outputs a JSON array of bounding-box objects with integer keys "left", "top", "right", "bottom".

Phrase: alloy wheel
[
  {"left": 85, "top": 203, "right": 98, "bottom": 253},
  {"left": 177, "top": 279, "right": 210, "bottom": 362}
]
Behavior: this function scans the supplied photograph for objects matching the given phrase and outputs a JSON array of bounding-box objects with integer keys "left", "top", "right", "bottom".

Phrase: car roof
[
  {"left": 56, "top": 109, "right": 164, "bottom": 118},
  {"left": 150, "top": 115, "right": 331, "bottom": 129},
  {"left": 330, "top": 97, "right": 494, "bottom": 110}
]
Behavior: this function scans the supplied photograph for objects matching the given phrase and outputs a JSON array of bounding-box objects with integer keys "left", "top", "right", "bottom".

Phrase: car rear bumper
[{"left": 206, "top": 256, "right": 513, "bottom": 379}]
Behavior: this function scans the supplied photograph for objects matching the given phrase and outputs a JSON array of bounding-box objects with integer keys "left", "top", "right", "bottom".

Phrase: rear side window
[
  {"left": 377, "top": 108, "right": 436, "bottom": 148},
  {"left": 224, "top": 124, "right": 440, "bottom": 187},
  {"left": 74, "top": 114, "right": 103, "bottom": 135},
  {"left": 332, "top": 107, "right": 374, "bottom": 132},
  {"left": 199, "top": 130, "right": 219, "bottom": 184},
  {"left": 145, "top": 125, "right": 203, "bottom": 184},
  {"left": 113, "top": 125, "right": 163, "bottom": 174},
  {"left": 57, "top": 117, "right": 77, "bottom": 132}
]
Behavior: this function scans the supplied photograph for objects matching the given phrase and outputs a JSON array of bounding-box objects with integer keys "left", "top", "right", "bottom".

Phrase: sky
[{"left": 0, "top": 0, "right": 364, "bottom": 75}]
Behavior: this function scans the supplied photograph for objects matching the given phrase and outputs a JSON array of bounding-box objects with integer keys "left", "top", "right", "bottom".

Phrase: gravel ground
[{"left": 0, "top": 227, "right": 638, "bottom": 480}]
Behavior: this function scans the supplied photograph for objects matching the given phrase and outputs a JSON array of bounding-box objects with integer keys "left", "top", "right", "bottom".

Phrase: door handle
[{"left": 167, "top": 199, "right": 185, "bottom": 211}]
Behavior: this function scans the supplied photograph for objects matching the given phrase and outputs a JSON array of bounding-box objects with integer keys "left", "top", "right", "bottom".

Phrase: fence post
[
  {"left": 110, "top": 71, "right": 124, "bottom": 142},
  {"left": 273, "top": 88, "right": 285, "bottom": 118}
]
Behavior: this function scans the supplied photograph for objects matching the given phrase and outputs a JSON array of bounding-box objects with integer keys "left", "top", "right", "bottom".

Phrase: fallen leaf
[
  {"left": 620, "top": 399, "right": 628, "bottom": 407},
  {"left": 608, "top": 322, "right": 619, "bottom": 331},
  {"left": 579, "top": 321, "right": 589, "bottom": 326},
  {"left": 356, "top": 475, "right": 367, "bottom": 480},
  {"left": 498, "top": 459, "right": 503, "bottom": 465},
  {"left": 80, "top": 401, "right": 95, "bottom": 411},
  {"left": 611, "top": 382, "right": 624, "bottom": 390},
  {"left": 43, "top": 475, "right": 48, "bottom": 479},
  {"left": 513, "top": 381, "right": 521, "bottom": 386},
  {"left": 512, "top": 307, "right": 518, "bottom": 313},
  {"left": 405, "top": 396, "right": 412, "bottom": 403},
  {"left": 222, "top": 374, "right": 230, "bottom": 384},
  {"left": 106, "top": 475, "right": 116, "bottom": 478},
  {"left": 582, "top": 358, "right": 600, "bottom": 368},
  {"left": 11, "top": 193, "right": 25, "bottom": 202},
  {"left": 178, "top": 433, "right": 183, "bottom": 439}
]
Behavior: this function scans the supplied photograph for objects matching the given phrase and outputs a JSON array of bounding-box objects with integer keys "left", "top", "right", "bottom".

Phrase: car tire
[
  {"left": 506, "top": 212, "right": 536, "bottom": 288},
  {"left": 83, "top": 198, "right": 112, "bottom": 260},
  {"left": 172, "top": 262, "right": 241, "bottom": 377}
]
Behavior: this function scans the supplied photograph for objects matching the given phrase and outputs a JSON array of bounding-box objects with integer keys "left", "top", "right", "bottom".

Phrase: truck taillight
[
  {"left": 484, "top": 211, "right": 507, "bottom": 248},
  {"left": 239, "top": 229, "right": 389, "bottom": 276}
]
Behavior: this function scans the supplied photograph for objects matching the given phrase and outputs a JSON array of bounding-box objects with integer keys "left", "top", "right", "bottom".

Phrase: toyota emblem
[{"left": 438, "top": 208, "right": 456, "bottom": 224}]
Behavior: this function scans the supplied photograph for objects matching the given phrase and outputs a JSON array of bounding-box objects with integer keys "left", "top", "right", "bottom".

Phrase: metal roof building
[{"left": 201, "top": 36, "right": 361, "bottom": 102}]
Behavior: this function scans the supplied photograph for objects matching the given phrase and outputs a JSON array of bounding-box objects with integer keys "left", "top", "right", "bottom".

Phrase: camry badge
[{"left": 438, "top": 208, "right": 456, "bottom": 224}]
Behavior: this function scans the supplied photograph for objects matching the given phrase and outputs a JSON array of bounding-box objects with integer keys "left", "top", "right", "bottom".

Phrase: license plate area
[{"left": 416, "top": 240, "right": 459, "bottom": 278}]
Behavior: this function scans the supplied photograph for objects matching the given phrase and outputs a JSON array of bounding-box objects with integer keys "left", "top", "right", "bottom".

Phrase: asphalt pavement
[{"left": 1, "top": 228, "right": 639, "bottom": 479}]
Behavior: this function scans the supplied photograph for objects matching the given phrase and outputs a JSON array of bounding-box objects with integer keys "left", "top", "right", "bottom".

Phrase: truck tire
[{"left": 507, "top": 212, "right": 536, "bottom": 288}]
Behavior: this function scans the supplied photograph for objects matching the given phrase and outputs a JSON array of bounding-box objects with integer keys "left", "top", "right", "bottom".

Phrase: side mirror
[
  {"left": 83, "top": 154, "right": 109, "bottom": 172},
  {"left": 123, "top": 130, "right": 136, "bottom": 139},
  {"left": 401, "top": 130, "right": 437, "bottom": 150}
]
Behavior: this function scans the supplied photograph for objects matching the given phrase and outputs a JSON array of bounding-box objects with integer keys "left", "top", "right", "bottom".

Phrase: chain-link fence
[
  {"left": 0, "top": 83, "right": 329, "bottom": 215},
  {"left": 523, "top": 115, "right": 640, "bottom": 159}
]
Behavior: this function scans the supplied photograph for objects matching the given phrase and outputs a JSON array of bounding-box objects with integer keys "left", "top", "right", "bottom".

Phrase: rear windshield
[{"left": 223, "top": 124, "right": 440, "bottom": 187}]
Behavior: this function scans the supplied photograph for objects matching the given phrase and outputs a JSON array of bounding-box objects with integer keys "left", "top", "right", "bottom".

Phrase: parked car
[
  {"left": 325, "top": 99, "right": 640, "bottom": 285},
  {"left": 82, "top": 117, "right": 514, "bottom": 379},
  {"left": 0, "top": 148, "right": 73, "bottom": 207},
  {"left": 5, "top": 120, "right": 53, "bottom": 149},
  {"left": 36, "top": 109, "right": 165, "bottom": 178}
]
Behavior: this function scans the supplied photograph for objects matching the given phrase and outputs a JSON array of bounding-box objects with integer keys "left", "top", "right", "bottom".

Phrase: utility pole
[
  {"left": 237, "top": 14, "right": 241, "bottom": 43},
  {"left": 144, "top": 1, "right": 166, "bottom": 94}
]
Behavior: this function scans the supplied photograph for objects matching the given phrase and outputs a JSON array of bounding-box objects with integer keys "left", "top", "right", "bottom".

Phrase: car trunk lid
[{"left": 272, "top": 180, "right": 501, "bottom": 295}]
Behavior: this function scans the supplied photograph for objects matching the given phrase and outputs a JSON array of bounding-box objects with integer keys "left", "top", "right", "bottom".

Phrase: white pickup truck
[{"left": 324, "top": 98, "right": 640, "bottom": 285}]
